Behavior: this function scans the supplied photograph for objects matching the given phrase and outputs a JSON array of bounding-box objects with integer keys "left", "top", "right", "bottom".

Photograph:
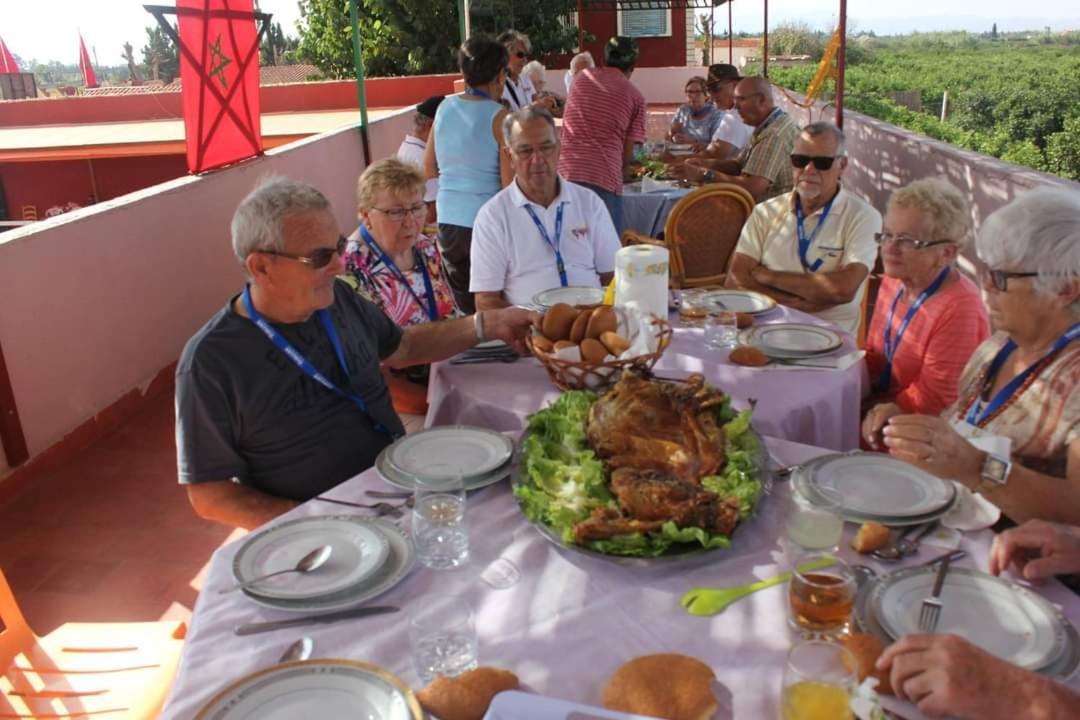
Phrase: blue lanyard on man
[
  {"left": 876, "top": 266, "right": 951, "bottom": 392},
  {"left": 241, "top": 285, "right": 400, "bottom": 439},
  {"left": 794, "top": 194, "right": 836, "bottom": 272},
  {"left": 524, "top": 202, "right": 568, "bottom": 287},
  {"left": 358, "top": 226, "right": 439, "bottom": 321},
  {"left": 465, "top": 87, "right": 492, "bottom": 99},
  {"left": 754, "top": 107, "right": 784, "bottom": 139},
  {"left": 966, "top": 319, "right": 1080, "bottom": 427}
]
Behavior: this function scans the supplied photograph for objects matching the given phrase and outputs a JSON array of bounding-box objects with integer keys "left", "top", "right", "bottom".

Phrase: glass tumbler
[{"left": 412, "top": 466, "right": 468, "bottom": 570}]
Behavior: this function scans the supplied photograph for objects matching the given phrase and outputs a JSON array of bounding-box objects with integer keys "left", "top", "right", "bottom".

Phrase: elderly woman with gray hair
[{"left": 881, "top": 188, "right": 1080, "bottom": 525}]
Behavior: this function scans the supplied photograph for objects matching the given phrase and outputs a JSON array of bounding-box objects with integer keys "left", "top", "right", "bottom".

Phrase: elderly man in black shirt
[{"left": 176, "top": 177, "right": 535, "bottom": 529}]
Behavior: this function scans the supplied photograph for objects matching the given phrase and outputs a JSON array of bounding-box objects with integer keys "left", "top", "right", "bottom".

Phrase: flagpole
[{"left": 349, "top": 0, "right": 371, "bottom": 166}]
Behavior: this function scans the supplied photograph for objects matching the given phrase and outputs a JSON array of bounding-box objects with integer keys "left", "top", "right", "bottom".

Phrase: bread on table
[
  {"left": 729, "top": 346, "right": 769, "bottom": 367},
  {"left": 840, "top": 633, "right": 893, "bottom": 695},
  {"left": 416, "top": 666, "right": 520, "bottom": 720},
  {"left": 602, "top": 653, "right": 718, "bottom": 720},
  {"left": 541, "top": 303, "right": 578, "bottom": 341},
  {"left": 851, "top": 522, "right": 890, "bottom": 554}
]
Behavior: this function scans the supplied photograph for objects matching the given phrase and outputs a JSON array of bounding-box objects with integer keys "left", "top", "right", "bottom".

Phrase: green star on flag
[{"left": 208, "top": 34, "right": 232, "bottom": 89}]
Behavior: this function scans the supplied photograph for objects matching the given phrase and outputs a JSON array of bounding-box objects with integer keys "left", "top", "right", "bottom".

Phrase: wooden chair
[
  {"left": 0, "top": 569, "right": 187, "bottom": 718},
  {"left": 620, "top": 184, "right": 754, "bottom": 289},
  {"left": 19, "top": 206, "right": 36, "bottom": 222}
]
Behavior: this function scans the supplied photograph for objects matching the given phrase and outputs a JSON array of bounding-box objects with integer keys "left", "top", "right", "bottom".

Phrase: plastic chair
[
  {"left": 19, "top": 206, "right": 36, "bottom": 222},
  {"left": 663, "top": 183, "right": 755, "bottom": 289},
  {"left": 0, "top": 569, "right": 187, "bottom": 719}
]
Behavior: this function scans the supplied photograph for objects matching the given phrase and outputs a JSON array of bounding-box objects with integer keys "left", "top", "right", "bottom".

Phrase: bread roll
[
  {"left": 541, "top": 303, "right": 578, "bottom": 342},
  {"left": 602, "top": 654, "right": 717, "bottom": 720},
  {"left": 569, "top": 308, "right": 593, "bottom": 343},
  {"left": 735, "top": 312, "right": 754, "bottom": 329},
  {"left": 531, "top": 335, "right": 555, "bottom": 353},
  {"left": 580, "top": 337, "right": 609, "bottom": 363},
  {"left": 851, "top": 522, "right": 890, "bottom": 554},
  {"left": 729, "top": 346, "right": 769, "bottom": 367},
  {"left": 840, "top": 634, "right": 893, "bottom": 696},
  {"left": 553, "top": 340, "right": 577, "bottom": 352},
  {"left": 585, "top": 305, "right": 618, "bottom": 339},
  {"left": 600, "top": 331, "right": 631, "bottom": 357},
  {"left": 416, "top": 666, "right": 520, "bottom": 720}
]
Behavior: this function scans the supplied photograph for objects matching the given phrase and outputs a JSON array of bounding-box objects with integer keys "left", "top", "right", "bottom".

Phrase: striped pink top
[{"left": 558, "top": 67, "right": 647, "bottom": 195}]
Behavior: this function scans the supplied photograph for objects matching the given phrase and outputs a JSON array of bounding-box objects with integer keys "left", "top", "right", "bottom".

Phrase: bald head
[{"left": 733, "top": 76, "right": 776, "bottom": 126}]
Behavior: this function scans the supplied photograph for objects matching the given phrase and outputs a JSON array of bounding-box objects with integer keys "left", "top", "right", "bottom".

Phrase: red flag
[
  {"left": 176, "top": 0, "right": 263, "bottom": 174},
  {"left": 0, "top": 36, "right": 19, "bottom": 74},
  {"left": 78, "top": 34, "right": 97, "bottom": 87}
]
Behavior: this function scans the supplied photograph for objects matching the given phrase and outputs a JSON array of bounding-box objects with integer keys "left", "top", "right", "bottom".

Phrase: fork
[
  {"left": 313, "top": 496, "right": 412, "bottom": 517},
  {"left": 918, "top": 552, "right": 952, "bottom": 632},
  {"left": 680, "top": 556, "right": 834, "bottom": 616}
]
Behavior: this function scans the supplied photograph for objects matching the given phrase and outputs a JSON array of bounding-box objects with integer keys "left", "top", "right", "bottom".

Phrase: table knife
[{"left": 234, "top": 605, "right": 399, "bottom": 636}]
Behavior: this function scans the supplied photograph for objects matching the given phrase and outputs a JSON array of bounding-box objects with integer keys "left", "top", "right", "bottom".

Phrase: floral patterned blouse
[{"left": 340, "top": 229, "right": 459, "bottom": 327}]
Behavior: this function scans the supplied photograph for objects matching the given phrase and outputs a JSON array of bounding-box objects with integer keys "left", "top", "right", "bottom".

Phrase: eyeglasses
[
  {"left": 733, "top": 92, "right": 762, "bottom": 104},
  {"left": 978, "top": 266, "right": 1039, "bottom": 292},
  {"left": 373, "top": 204, "right": 427, "bottom": 223},
  {"left": 686, "top": 89, "right": 705, "bottom": 96},
  {"left": 873, "top": 232, "right": 953, "bottom": 251},
  {"left": 791, "top": 154, "right": 841, "bottom": 170},
  {"left": 513, "top": 51, "right": 527, "bottom": 59},
  {"left": 260, "top": 236, "right": 347, "bottom": 269},
  {"left": 511, "top": 142, "right": 558, "bottom": 160}
]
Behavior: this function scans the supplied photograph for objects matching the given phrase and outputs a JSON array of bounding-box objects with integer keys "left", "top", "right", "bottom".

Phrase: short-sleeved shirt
[
  {"left": 470, "top": 177, "right": 621, "bottom": 306},
  {"left": 502, "top": 74, "right": 536, "bottom": 112},
  {"left": 736, "top": 109, "right": 799, "bottom": 201},
  {"left": 558, "top": 67, "right": 647, "bottom": 196},
  {"left": 710, "top": 108, "right": 754, "bottom": 152},
  {"left": 734, "top": 188, "right": 881, "bottom": 334},
  {"left": 865, "top": 273, "right": 989, "bottom": 415},
  {"left": 671, "top": 104, "right": 722, "bottom": 144},
  {"left": 946, "top": 331, "right": 1080, "bottom": 478},
  {"left": 395, "top": 134, "right": 437, "bottom": 203},
  {"left": 175, "top": 281, "right": 405, "bottom": 501}
]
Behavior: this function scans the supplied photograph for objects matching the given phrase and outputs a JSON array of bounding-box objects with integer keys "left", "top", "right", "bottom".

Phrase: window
[{"left": 617, "top": 7, "right": 672, "bottom": 38}]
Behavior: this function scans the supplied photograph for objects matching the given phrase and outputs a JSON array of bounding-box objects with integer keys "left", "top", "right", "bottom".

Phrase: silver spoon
[
  {"left": 278, "top": 636, "right": 313, "bottom": 663},
  {"left": 221, "top": 545, "right": 333, "bottom": 593}
]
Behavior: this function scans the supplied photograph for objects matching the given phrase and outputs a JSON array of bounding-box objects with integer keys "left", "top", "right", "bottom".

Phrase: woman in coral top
[{"left": 862, "top": 178, "right": 989, "bottom": 444}]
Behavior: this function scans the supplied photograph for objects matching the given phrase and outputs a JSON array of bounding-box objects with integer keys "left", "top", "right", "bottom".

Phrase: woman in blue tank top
[{"left": 425, "top": 35, "right": 511, "bottom": 313}]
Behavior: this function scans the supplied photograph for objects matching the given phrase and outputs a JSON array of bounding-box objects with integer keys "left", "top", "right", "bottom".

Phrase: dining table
[
  {"left": 160, "top": 435, "right": 1080, "bottom": 719},
  {"left": 428, "top": 305, "right": 866, "bottom": 452},
  {"left": 621, "top": 180, "right": 692, "bottom": 237}
]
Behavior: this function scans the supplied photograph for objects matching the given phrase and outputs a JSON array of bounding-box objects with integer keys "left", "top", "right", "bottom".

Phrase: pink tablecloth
[{"left": 428, "top": 306, "right": 866, "bottom": 451}]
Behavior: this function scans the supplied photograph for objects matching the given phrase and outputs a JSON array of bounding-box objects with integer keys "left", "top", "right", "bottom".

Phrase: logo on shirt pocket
[{"left": 570, "top": 225, "right": 588, "bottom": 238}]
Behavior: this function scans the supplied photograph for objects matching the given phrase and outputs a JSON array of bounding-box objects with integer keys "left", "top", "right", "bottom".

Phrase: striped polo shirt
[{"left": 558, "top": 67, "right": 647, "bottom": 195}]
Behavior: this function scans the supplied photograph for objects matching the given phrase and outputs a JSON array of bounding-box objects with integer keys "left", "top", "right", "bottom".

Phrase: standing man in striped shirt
[{"left": 557, "top": 36, "right": 647, "bottom": 238}]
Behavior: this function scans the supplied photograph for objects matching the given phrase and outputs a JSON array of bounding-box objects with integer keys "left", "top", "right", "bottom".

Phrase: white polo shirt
[
  {"left": 734, "top": 187, "right": 881, "bottom": 334},
  {"left": 470, "top": 177, "right": 621, "bottom": 307},
  {"left": 710, "top": 108, "right": 754, "bottom": 152},
  {"left": 502, "top": 74, "right": 536, "bottom": 112},
  {"left": 395, "top": 134, "right": 437, "bottom": 203}
]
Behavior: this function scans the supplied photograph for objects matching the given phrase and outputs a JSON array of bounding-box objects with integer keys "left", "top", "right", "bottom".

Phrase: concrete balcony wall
[{"left": 0, "top": 107, "right": 414, "bottom": 479}]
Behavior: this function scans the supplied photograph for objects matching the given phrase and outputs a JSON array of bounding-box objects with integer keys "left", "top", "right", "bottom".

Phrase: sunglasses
[
  {"left": 873, "top": 232, "right": 952, "bottom": 251},
  {"left": 791, "top": 154, "right": 841, "bottom": 170},
  {"left": 513, "top": 51, "right": 527, "bottom": 59},
  {"left": 260, "top": 236, "right": 347, "bottom": 269},
  {"left": 978, "top": 266, "right": 1039, "bottom": 292}
]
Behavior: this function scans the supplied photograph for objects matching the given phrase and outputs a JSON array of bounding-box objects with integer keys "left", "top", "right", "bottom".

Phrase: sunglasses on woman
[
  {"left": 791, "top": 154, "right": 840, "bottom": 170},
  {"left": 513, "top": 51, "right": 527, "bottom": 59},
  {"left": 259, "top": 236, "right": 347, "bottom": 269}
]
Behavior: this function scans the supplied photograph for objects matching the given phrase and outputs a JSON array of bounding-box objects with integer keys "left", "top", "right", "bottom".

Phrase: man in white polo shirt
[
  {"left": 726, "top": 122, "right": 880, "bottom": 335},
  {"left": 470, "top": 107, "right": 620, "bottom": 310}
]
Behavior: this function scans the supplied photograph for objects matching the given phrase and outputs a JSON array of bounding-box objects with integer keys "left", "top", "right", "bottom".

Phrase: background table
[
  {"left": 428, "top": 306, "right": 866, "bottom": 451},
  {"left": 622, "top": 181, "right": 691, "bottom": 237},
  {"left": 161, "top": 436, "right": 1080, "bottom": 719}
]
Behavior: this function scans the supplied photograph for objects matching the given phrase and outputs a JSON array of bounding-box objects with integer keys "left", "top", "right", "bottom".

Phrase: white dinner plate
[
  {"left": 742, "top": 323, "right": 843, "bottom": 358},
  {"left": 232, "top": 517, "right": 389, "bottom": 601},
  {"left": 376, "top": 449, "right": 511, "bottom": 492},
  {"left": 873, "top": 567, "right": 1069, "bottom": 671},
  {"left": 698, "top": 289, "right": 777, "bottom": 315},
  {"left": 532, "top": 286, "right": 606, "bottom": 309},
  {"left": 385, "top": 426, "right": 514, "bottom": 481},
  {"left": 483, "top": 690, "right": 659, "bottom": 719},
  {"left": 799, "top": 453, "right": 955, "bottom": 518},
  {"left": 195, "top": 660, "right": 422, "bottom": 720},
  {"left": 242, "top": 517, "right": 415, "bottom": 613}
]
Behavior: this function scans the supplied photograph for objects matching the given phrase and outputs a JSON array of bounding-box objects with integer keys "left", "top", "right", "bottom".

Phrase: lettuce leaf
[{"left": 701, "top": 408, "right": 763, "bottom": 518}]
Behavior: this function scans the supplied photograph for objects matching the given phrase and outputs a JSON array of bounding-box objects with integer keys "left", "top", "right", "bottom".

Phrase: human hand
[
  {"left": 682, "top": 159, "right": 712, "bottom": 185},
  {"left": 482, "top": 307, "right": 541, "bottom": 354},
  {"left": 862, "top": 402, "right": 902, "bottom": 450},
  {"left": 876, "top": 634, "right": 1025, "bottom": 718},
  {"left": 882, "top": 414, "right": 984, "bottom": 485},
  {"left": 989, "top": 519, "right": 1080, "bottom": 580}
]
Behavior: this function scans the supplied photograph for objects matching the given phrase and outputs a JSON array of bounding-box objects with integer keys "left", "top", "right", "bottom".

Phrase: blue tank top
[{"left": 434, "top": 95, "right": 502, "bottom": 228}]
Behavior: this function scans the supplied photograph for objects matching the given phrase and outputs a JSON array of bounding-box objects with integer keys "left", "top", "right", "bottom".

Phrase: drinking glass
[
  {"left": 786, "top": 486, "right": 845, "bottom": 553},
  {"left": 412, "top": 466, "right": 469, "bottom": 569},
  {"left": 409, "top": 595, "right": 479, "bottom": 684},
  {"left": 781, "top": 640, "right": 857, "bottom": 720},
  {"left": 678, "top": 290, "right": 709, "bottom": 327},
  {"left": 788, "top": 552, "right": 857, "bottom": 636},
  {"left": 704, "top": 310, "right": 739, "bottom": 348}
]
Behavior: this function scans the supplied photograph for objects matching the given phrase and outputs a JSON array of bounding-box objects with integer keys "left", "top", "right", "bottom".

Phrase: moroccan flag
[
  {"left": 78, "top": 34, "right": 98, "bottom": 87},
  {"left": 0, "top": 36, "right": 18, "bottom": 74},
  {"left": 176, "top": 0, "right": 263, "bottom": 174}
]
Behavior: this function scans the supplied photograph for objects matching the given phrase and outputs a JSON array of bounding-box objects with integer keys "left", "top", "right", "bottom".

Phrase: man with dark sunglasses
[
  {"left": 175, "top": 177, "right": 537, "bottom": 530},
  {"left": 726, "top": 122, "right": 880, "bottom": 335}
]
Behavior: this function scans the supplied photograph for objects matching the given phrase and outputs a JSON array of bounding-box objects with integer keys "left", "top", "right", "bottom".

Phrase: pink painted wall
[{"left": 0, "top": 108, "right": 415, "bottom": 476}]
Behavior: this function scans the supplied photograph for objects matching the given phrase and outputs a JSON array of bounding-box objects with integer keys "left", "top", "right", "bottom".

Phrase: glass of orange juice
[{"left": 781, "top": 640, "right": 856, "bottom": 720}]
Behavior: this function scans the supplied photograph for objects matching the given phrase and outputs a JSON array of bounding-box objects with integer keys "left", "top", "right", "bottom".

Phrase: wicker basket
[{"left": 526, "top": 315, "right": 674, "bottom": 391}]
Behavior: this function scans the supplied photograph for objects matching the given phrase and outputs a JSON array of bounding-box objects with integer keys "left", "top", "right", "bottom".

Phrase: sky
[{"left": 2, "top": 0, "right": 1077, "bottom": 66}]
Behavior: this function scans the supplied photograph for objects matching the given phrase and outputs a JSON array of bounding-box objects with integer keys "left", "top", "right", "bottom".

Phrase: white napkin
[
  {"left": 641, "top": 175, "right": 674, "bottom": 193},
  {"left": 758, "top": 350, "right": 866, "bottom": 371},
  {"left": 942, "top": 481, "right": 1002, "bottom": 532}
]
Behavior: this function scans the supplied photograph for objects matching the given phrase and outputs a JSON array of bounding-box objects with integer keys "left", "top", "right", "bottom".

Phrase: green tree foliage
[
  {"left": 769, "top": 34, "right": 1080, "bottom": 181},
  {"left": 141, "top": 25, "right": 179, "bottom": 83},
  {"left": 261, "top": 22, "right": 300, "bottom": 66},
  {"left": 766, "top": 22, "right": 825, "bottom": 60}
]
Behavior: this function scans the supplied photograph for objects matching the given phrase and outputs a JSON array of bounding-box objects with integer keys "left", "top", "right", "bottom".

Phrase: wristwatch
[{"left": 976, "top": 452, "right": 1012, "bottom": 494}]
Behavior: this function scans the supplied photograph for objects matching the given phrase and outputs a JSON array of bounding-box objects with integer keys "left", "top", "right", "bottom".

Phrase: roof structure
[
  {"left": 580, "top": 0, "right": 729, "bottom": 8},
  {"left": 75, "top": 64, "right": 322, "bottom": 97}
]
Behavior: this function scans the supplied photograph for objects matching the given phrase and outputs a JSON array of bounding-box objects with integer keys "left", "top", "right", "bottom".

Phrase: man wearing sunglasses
[
  {"left": 175, "top": 177, "right": 537, "bottom": 530},
  {"left": 726, "top": 122, "right": 880, "bottom": 335}
]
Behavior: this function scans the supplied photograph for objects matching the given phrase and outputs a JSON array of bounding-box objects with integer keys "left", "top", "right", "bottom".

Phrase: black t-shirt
[{"left": 176, "top": 280, "right": 405, "bottom": 500}]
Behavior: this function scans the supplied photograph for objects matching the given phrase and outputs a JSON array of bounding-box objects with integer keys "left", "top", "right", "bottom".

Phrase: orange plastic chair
[
  {"left": 663, "top": 183, "right": 755, "bottom": 289},
  {"left": 0, "top": 569, "right": 187, "bottom": 719}
]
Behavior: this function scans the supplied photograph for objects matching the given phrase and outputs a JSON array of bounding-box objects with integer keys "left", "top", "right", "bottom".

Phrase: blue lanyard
[
  {"left": 794, "top": 194, "right": 836, "bottom": 272},
  {"left": 876, "top": 266, "right": 951, "bottom": 392},
  {"left": 358, "top": 226, "right": 439, "bottom": 321},
  {"left": 524, "top": 202, "right": 568, "bottom": 287},
  {"left": 965, "top": 320, "right": 1080, "bottom": 426},
  {"left": 241, "top": 286, "right": 399, "bottom": 438},
  {"left": 755, "top": 107, "right": 783, "bottom": 137},
  {"left": 465, "top": 87, "right": 492, "bottom": 99}
]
